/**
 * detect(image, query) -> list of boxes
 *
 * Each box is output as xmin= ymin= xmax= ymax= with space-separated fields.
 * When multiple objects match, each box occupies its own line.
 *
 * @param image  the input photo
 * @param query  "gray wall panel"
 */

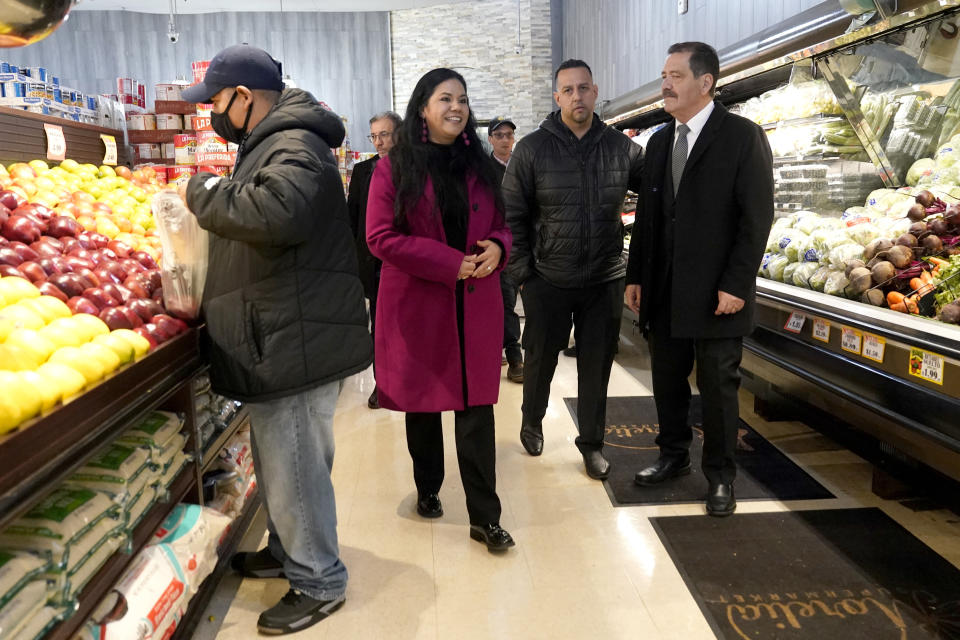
xmin=559 ymin=0 xmax=825 ymax=105
xmin=2 ymin=10 xmax=391 ymax=152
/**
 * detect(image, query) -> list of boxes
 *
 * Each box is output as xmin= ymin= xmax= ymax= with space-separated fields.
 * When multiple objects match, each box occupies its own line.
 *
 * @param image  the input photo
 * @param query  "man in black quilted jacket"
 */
xmin=503 ymin=59 xmax=643 ymax=480
xmin=179 ymin=44 xmax=371 ymax=635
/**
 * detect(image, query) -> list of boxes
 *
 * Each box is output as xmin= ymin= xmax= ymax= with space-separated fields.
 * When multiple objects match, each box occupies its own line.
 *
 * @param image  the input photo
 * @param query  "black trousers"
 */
xmin=368 ymin=266 xmax=380 ymax=380
xmin=647 ymin=306 xmax=743 ymax=484
xmin=500 ymin=272 xmax=522 ymax=365
xmin=405 ymin=405 xmax=501 ymax=526
xmin=520 ymin=275 xmax=624 ymax=452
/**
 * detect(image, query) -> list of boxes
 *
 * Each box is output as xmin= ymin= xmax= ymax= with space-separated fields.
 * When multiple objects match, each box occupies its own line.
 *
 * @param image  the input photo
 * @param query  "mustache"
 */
xmin=662 ymin=91 xmax=677 ymax=98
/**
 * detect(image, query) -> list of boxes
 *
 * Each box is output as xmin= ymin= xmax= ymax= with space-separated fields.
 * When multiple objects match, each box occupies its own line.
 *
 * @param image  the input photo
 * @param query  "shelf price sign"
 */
xmin=841 ymin=327 xmax=862 ymax=354
xmin=908 ymin=348 xmax=944 ymax=386
xmin=43 ymin=123 xmax=66 ymax=161
xmin=862 ymin=333 xmax=885 ymax=363
xmin=100 ymin=134 xmax=117 ymax=166
xmin=812 ymin=318 xmax=830 ymax=343
xmin=784 ymin=312 xmax=806 ymax=334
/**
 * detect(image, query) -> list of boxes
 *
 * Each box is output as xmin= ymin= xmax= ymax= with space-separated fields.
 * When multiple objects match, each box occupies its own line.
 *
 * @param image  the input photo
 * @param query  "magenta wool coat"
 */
xmin=366 ymin=155 xmax=512 ymax=412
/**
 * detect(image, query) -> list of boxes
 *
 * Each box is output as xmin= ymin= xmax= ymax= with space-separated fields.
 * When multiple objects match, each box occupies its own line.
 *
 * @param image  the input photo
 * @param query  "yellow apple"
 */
xmin=93 ymin=333 xmax=135 ymax=365
xmin=0 ymin=344 xmax=41 ymax=370
xmin=18 ymin=370 xmax=59 ymax=413
xmin=39 ymin=318 xmax=87 ymax=348
xmin=36 ymin=362 xmax=86 ymax=401
xmin=0 ymin=305 xmax=45 ymax=331
xmin=70 ymin=314 xmax=110 ymax=341
xmin=0 ymin=277 xmax=41 ymax=304
xmin=110 ymin=329 xmax=151 ymax=358
xmin=0 ymin=370 xmax=41 ymax=423
xmin=49 ymin=346 xmax=104 ymax=385
xmin=18 ymin=296 xmax=70 ymax=324
xmin=4 ymin=328 xmax=56 ymax=364
xmin=0 ymin=384 xmax=23 ymax=434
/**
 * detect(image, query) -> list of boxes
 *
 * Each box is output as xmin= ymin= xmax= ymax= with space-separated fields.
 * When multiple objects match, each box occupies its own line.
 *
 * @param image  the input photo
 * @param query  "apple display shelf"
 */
xmin=0 ymin=104 xmax=131 ymax=168
xmin=0 ymin=329 xmax=265 ymax=640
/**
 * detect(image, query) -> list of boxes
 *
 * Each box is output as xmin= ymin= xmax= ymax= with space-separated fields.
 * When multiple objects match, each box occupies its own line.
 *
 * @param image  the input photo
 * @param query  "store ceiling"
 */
xmin=74 ymin=0 xmax=472 ymax=12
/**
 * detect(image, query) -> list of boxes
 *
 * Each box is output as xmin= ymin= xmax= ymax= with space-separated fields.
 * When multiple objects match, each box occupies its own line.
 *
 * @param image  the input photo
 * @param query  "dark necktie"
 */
xmin=672 ymin=123 xmax=689 ymax=196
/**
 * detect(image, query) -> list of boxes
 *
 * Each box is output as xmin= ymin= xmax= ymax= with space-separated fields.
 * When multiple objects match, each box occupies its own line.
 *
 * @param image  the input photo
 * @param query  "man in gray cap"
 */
xmin=179 ymin=44 xmax=371 ymax=635
xmin=487 ymin=116 xmax=523 ymax=383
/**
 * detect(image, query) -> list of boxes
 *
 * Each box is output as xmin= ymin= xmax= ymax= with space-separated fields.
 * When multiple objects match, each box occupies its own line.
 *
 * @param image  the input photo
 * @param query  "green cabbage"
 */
xmin=807 ymin=265 xmax=832 ymax=291
xmin=827 ymin=243 xmax=865 ymax=268
xmin=768 ymin=255 xmax=791 ymax=282
xmin=824 ymin=270 xmax=851 ymax=297
xmin=908 ymin=158 xmax=936 ymax=186
xmin=845 ymin=223 xmax=881 ymax=246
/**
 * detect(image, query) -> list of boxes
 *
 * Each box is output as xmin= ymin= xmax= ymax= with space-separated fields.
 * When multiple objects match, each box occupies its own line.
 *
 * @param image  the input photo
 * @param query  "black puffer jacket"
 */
xmin=503 ymin=112 xmax=643 ymax=288
xmin=186 ymin=88 xmax=372 ymax=402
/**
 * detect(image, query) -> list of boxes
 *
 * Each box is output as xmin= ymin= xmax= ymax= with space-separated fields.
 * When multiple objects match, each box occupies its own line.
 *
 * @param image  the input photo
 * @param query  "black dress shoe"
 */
xmin=416 ymin=493 xmax=443 ymax=518
xmin=469 ymin=523 xmax=516 ymax=552
xmin=706 ymin=482 xmax=736 ymax=517
xmin=582 ymin=450 xmax=610 ymax=479
xmin=562 ymin=345 xmax=577 ymax=357
xmin=367 ymin=388 xmax=380 ymax=410
xmin=634 ymin=456 xmax=692 ymax=486
xmin=506 ymin=361 xmax=524 ymax=383
xmin=519 ymin=422 xmax=543 ymax=456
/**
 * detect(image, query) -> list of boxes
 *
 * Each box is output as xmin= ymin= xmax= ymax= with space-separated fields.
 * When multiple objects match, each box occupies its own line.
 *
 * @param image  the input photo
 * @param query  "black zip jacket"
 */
xmin=502 ymin=111 xmax=643 ymax=288
xmin=186 ymin=88 xmax=372 ymax=401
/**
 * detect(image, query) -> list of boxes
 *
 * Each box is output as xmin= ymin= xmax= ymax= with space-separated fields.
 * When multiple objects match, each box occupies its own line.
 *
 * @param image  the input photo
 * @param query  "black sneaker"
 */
xmin=367 ymin=388 xmax=380 ymax=409
xmin=231 ymin=547 xmax=285 ymax=579
xmin=562 ymin=345 xmax=577 ymax=358
xmin=257 ymin=589 xmax=345 ymax=635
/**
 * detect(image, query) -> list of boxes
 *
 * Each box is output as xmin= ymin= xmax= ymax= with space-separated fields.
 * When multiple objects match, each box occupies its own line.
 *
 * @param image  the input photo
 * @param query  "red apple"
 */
xmin=47 ymin=273 xmax=87 ymax=298
xmin=102 ymin=282 xmax=133 ymax=304
xmin=74 ymin=267 xmax=100 ymax=287
xmin=16 ymin=261 xmax=46 ymax=283
xmin=0 ymin=203 xmax=9 ymax=226
xmin=151 ymin=314 xmax=188 ymax=337
xmin=38 ymin=281 xmax=69 ymax=302
xmin=76 ymin=233 xmax=97 ymax=249
xmin=131 ymin=251 xmax=159 ymax=270
xmin=116 ymin=305 xmax=144 ymax=328
xmin=106 ymin=240 xmax=133 ymax=258
xmin=50 ymin=256 xmax=73 ymax=273
xmin=7 ymin=241 xmax=39 ymax=262
xmin=145 ymin=269 xmax=162 ymax=290
xmin=0 ymin=246 xmax=24 ymax=266
xmin=68 ymin=247 xmax=96 ymax=261
xmin=46 ymin=215 xmax=82 ymax=238
xmin=94 ymin=266 xmax=122 ymax=285
xmin=95 ymin=248 xmax=119 ymax=263
xmin=11 ymin=206 xmax=48 ymax=232
xmin=64 ymin=255 xmax=95 ymax=272
xmin=137 ymin=322 xmax=168 ymax=344
xmin=30 ymin=241 xmax=61 ymax=258
xmin=132 ymin=326 xmax=159 ymax=350
xmin=152 ymin=287 xmax=164 ymax=303
xmin=88 ymin=233 xmax=110 ymax=248
xmin=123 ymin=275 xmax=151 ymax=299
xmin=99 ymin=307 xmax=133 ymax=331
xmin=120 ymin=258 xmax=146 ymax=276
xmin=0 ymin=190 xmax=25 ymax=210
xmin=0 ymin=264 xmax=24 ymax=278
xmin=82 ymin=287 xmax=120 ymax=310
xmin=67 ymin=296 xmax=100 ymax=315
xmin=60 ymin=237 xmax=79 ymax=254
xmin=128 ymin=298 xmax=165 ymax=322
xmin=101 ymin=261 xmax=127 ymax=282
xmin=38 ymin=236 xmax=63 ymax=251
xmin=36 ymin=257 xmax=63 ymax=276
xmin=2 ymin=216 xmax=42 ymax=244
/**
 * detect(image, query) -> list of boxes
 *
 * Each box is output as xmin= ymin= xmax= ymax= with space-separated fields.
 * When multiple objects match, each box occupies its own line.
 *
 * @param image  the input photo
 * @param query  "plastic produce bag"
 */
xmin=827 ymin=244 xmax=865 ymax=269
xmin=808 ymin=265 xmax=832 ymax=291
xmin=768 ymin=255 xmax=791 ymax=282
xmin=792 ymin=262 xmax=820 ymax=288
xmin=824 ymin=270 xmax=851 ymax=297
xmin=152 ymin=191 xmax=209 ymax=320
xmin=845 ymin=222 xmax=881 ymax=246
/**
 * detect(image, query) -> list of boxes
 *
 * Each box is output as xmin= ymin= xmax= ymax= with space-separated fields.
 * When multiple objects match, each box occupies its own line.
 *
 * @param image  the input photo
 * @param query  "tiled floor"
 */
xmin=196 ymin=321 xmax=960 ymax=639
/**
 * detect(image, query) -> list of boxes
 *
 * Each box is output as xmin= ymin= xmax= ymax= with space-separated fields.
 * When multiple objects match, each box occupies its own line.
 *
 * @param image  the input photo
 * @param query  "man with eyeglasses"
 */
xmin=487 ymin=116 xmax=523 ymax=384
xmin=348 ymin=111 xmax=402 ymax=409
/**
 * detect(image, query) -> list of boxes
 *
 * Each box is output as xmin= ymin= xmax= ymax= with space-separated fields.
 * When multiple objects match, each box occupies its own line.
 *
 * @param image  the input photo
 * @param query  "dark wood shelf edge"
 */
xmin=43 ymin=465 xmax=199 ymax=640
xmin=201 ymin=407 xmax=250 ymax=474
xmin=172 ymin=489 xmax=263 ymax=640
xmin=0 ymin=104 xmax=125 ymax=137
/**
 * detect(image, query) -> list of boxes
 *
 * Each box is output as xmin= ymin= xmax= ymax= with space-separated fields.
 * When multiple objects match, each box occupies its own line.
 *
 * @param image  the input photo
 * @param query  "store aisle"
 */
xmin=196 ymin=333 xmax=960 ymax=640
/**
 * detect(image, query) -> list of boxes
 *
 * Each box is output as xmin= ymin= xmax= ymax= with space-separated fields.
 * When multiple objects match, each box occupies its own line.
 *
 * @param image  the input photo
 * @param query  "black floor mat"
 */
xmin=564 ymin=396 xmax=834 ymax=506
xmin=651 ymin=508 xmax=960 ymax=639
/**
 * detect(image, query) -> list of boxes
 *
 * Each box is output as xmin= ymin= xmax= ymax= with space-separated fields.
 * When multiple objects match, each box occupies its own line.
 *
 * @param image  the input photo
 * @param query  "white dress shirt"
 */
xmin=672 ymin=100 xmax=715 ymax=162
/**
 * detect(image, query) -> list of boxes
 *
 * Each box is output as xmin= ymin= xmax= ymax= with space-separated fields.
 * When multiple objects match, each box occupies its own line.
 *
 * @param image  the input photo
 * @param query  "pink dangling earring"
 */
xmin=421 ymin=118 xmax=428 ymax=143
xmin=462 ymin=131 xmax=470 ymax=146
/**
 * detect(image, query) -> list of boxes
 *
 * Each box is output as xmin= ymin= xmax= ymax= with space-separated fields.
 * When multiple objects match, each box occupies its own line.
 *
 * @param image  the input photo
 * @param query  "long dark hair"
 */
xmin=390 ymin=68 xmax=505 ymax=229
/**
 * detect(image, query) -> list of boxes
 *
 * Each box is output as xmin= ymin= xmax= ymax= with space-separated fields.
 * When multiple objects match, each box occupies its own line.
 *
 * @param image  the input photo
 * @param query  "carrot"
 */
xmin=905 ymin=295 xmax=920 ymax=314
xmin=920 ymin=270 xmax=933 ymax=284
xmin=928 ymin=257 xmax=950 ymax=269
xmin=890 ymin=301 xmax=908 ymax=313
xmin=887 ymin=291 xmax=905 ymax=307
xmin=910 ymin=277 xmax=924 ymax=291
xmin=910 ymin=277 xmax=935 ymax=296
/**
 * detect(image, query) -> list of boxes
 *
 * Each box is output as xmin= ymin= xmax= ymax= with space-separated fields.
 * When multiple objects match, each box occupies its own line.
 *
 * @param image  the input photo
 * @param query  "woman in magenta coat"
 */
xmin=366 ymin=68 xmax=514 ymax=552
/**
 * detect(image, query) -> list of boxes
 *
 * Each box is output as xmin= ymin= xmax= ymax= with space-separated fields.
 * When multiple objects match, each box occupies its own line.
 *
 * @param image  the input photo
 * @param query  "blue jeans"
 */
xmin=247 ymin=379 xmax=347 ymax=600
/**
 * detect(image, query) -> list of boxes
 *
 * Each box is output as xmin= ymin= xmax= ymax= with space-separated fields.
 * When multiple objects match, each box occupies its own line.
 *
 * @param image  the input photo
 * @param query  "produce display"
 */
xmin=759 ymin=187 xmax=960 ymax=325
xmin=0 ymin=158 xmax=192 ymax=436
xmin=738 ymin=80 xmax=843 ymax=125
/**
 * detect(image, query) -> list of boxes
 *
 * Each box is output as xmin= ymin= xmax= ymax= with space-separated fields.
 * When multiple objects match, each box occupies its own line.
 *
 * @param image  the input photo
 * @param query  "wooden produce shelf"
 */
xmin=0 ymin=329 xmax=204 ymax=530
xmin=0 ymin=105 xmax=130 ymax=167
xmin=154 ymin=101 xmax=198 ymax=115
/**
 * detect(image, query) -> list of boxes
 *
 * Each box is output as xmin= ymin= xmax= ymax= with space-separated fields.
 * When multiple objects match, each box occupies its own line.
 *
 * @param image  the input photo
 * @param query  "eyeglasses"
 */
xmin=367 ymin=132 xmax=393 ymax=142
xmin=491 ymin=131 xmax=515 ymax=140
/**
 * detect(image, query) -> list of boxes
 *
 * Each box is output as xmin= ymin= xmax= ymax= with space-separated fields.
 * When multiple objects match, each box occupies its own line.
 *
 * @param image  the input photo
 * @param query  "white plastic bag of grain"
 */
xmin=8 ymin=605 xmax=63 ymax=640
xmin=64 ymin=444 xmax=150 ymax=505
xmin=0 ymin=489 xmax=118 ymax=570
xmin=0 ymin=552 xmax=47 ymax=612
xmin=117 ymin=411 xmax=183 ymax=451
xmin=0 ymin=580 xmax=47 ymax=639
xmin=153 ymin=433 xmax=187 ymax=471
xmin=82 ymin=543 xmax=188 ymax=640
xmin=58 ymin=532 xmax=123 ymax=605
xmin=126 ymin=486 xmax=157 ymax=533
xmin=155 ymin=452 xmax=189 ymax=492
xmin=150 ymin=505 xmax=232 ymax=594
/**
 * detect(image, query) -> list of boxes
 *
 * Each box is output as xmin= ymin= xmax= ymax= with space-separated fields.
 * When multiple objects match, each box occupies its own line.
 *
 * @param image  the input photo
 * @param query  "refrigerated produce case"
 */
xmin=606 ymin=0 xmax=960 ymax=482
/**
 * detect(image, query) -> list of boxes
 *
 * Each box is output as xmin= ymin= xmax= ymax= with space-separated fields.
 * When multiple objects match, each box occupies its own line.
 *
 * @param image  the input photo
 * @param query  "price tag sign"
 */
xmin=100 ymin=134 xmax=117 ymax=165
xmin=44 ymin=123 xmax=66 ymax=161
xmin=908 ymin=348 xmax=944 ymax=385
xmin=812 ymin=318 xmax=830 ymax=343
xmin=784 ymin=312 xmax=806 ymax=334
xmin=841 ymin=327 xmax=862 ymax=354
xmin=862 ymin=333 xmax=885 ymax=363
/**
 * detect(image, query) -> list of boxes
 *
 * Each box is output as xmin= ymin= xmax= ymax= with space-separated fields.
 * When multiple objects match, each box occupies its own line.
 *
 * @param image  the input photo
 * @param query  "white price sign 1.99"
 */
xmin=101 ymin=134 xmax=117 ymax=166
xmin=784 ymin=312 xmax=806 ymax=334
xmin=44 ymin=123 xmax=66 ymax=161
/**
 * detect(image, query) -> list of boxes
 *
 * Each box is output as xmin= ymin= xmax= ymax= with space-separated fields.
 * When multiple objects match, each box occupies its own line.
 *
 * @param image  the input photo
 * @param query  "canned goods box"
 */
xmin=127 ymin=113 xmax=157 ymax=131
xmin=156 ymin=113 xmax=183 ymax=130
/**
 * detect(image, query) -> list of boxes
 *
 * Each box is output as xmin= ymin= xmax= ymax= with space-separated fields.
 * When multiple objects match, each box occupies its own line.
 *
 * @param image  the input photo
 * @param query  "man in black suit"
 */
xmin=347 ymin=110 xmax=401 ymax=409
xmin=488 ymin=115 xmax=523 ymax=384
xmin=625 ymin=42 xmax=773 ymax=516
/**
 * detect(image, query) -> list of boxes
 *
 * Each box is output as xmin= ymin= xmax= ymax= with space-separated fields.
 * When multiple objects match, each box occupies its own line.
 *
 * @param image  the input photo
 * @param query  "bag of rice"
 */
xmin=0 ymin=489 xmax=118 ymax=570
xmin=153 ymin=433 xmax=187 ymax=472
xmin=151 ymin=505 xmax=232 ymax=594
xmin=64 ymin=445 xmax=151 ymax=505
xmin=0 ymin=552 xmax=47 ymax=612
xmin=155 ymin=452 xmax=190 ymax=494
xmin=126 ymin=486 xmax=157 ymax=534
xmin=117 ymin=411 xmax=183 ymax=450
xmin=7 ymin=605 xmax=63 ymax=640
xmin=0 ymin=580 xmax=48 ymax=639
xmin=57 ymin=531 xmax=123 ymax=605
